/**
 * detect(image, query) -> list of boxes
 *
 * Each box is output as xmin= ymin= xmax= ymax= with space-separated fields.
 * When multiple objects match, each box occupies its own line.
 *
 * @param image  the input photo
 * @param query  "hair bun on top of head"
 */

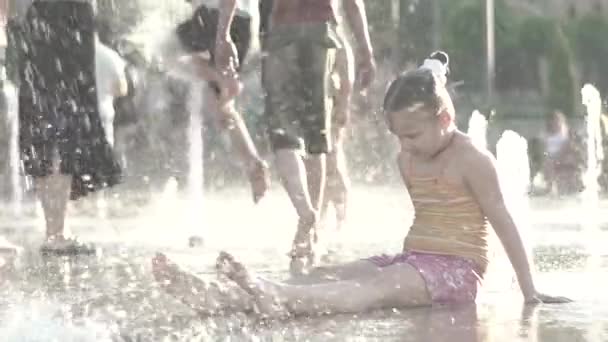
xmin=420 ymin=51 xmax=450 ymax=80
xmin=383 ymin=51 xmax=451 ymax=113
xmin=429 ymin=51 xmax=449 ymax=66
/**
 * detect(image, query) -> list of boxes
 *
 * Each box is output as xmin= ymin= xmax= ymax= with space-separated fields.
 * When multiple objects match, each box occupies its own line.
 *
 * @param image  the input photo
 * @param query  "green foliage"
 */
xmin=519 ymin=16 xmax=555 ymax=58
xmin=442 ymin=0 xmax=484 ymax=88
xmin=397 ymin=0 xmax=435 ymax=65
xmin=517 ymin=16 xmax=577 ymax=115
xmin=569 ymin=13 xmax=608 ymax=61
xmin=363 ymin=0 xmax=398 ymax=60
xmin=434 ymin=1 xmax=578 ymax=115
xmin=568 ymin=13 xmax=608 ymax=100
xmin=546 ymin=28 xmax=577 ymax=115
xmin=441 ymin=0 xmax=523 ymax=90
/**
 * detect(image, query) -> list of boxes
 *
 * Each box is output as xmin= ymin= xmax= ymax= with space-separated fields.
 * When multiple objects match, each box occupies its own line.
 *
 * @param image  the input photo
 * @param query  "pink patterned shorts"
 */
xmin=365 ymin=251 xmax=482 ymax=304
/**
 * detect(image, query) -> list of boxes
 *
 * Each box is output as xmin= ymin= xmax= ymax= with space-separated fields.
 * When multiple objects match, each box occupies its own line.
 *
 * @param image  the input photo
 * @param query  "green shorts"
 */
xmin=262 ymin=22 xmax=340 ymax=154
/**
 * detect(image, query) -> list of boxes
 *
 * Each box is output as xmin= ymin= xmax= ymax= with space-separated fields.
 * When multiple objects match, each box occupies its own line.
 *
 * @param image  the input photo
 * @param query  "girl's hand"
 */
xmin=218 ymin=73 xmax=242 ymax=108
xmin=215 ymin=36 xmax=239 ymax=73
xmin=248 ymin=159 xmax=270 ymax=204
xmin=525 ymin=292 xmax=572 ymax=304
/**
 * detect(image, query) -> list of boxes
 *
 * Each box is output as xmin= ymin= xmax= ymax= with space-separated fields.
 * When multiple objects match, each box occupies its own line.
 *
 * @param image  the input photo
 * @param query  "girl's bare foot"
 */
xmin=152 ymin=253 xmax=220 ymax=315
xmin=216 ymin=251 xmax=287 ymax=319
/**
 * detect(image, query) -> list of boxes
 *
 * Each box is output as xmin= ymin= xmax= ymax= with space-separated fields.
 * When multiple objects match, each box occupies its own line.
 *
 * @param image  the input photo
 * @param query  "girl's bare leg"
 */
xmin=206 ymin=90 xmax=271 ymax=203
xmin=165 ymin=45 xmax=269 ymax=203
xmin=287 ymin=258 xmax=384 ymax=284
xmin=152 ymin=253 xmax=254 ymax=315
xmin=150 ymin=253 xmax=378 ymax=315
xmin=217 ymin=252 xmax=430 ymax=318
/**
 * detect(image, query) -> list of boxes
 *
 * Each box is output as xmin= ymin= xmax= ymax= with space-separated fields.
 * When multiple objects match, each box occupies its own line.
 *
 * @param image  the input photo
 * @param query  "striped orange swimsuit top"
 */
xmin=403 ymin=176 xmax=490 ymax=273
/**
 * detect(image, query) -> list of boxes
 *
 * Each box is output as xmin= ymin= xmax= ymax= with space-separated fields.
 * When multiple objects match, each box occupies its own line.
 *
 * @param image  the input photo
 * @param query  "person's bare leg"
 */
xmin=321 ymin=131 xmax=341 ymax=227
xmin=34 ymin=169 xmax=72 ymax=240
xmin=217 ymin=251 xmax=430 ymax=317
xmin=275 ymin=149 xmax=317 ymax=273
xmin=207 ymin=91 xmax=270 ymax=203
xmin=102 ymin=116 xmax=115 ymax=148
xmin=320 ymin=188 xmax=331 ymax=225
xmin=331 ymin=129 xmax=350 ymax=229
xmin=275 ymin=149 xmax=315 ymax=219
xmin=303 ymin=153 xmax=326 ymax=252
xmin=323 ymin=42 xmax=353 ymax=230
xmin=152 ymin=253 xmax=254 ymax=315
xmin=543 ymin=158 xmax=556 ymax=194
xmin=304 ymin=153 xmax=326 ymax=215
xmin=321 ymin=153 xmax=335 ymax=213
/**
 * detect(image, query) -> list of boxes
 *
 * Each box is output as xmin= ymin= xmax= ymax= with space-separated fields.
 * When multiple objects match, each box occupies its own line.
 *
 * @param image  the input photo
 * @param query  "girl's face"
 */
xmin=387 ymin=104 xmax=445 ymax=156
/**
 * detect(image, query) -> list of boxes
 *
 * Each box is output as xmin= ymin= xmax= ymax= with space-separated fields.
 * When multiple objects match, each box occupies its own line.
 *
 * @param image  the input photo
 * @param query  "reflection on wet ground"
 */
xmin=0 ymin=186 xmax=606 ymax=341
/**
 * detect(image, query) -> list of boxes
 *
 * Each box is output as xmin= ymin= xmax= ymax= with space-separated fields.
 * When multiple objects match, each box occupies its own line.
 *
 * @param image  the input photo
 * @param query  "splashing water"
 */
xmin=581 ymin=84 xmax=603 ymax=200
xmin=120 ymin=0 xmax=207 ymax=232
xmin=122 ymin=1 xmax=192 ymax=68
xmin=580 ymin=84 xmax=602 ymax=230
xmin=482 ymin=130 xmax=532 ymax=295
xmin=0 ymin=301 xmax=114 ymax=342
xmin=187 ymin=82 xmax=205 ymax=230
xmin=465 ymin=110 xmax=517 ymax=294
xmin=496 ymin=130 xmax=532 ymax=264
xmin=580 ymin=84 xmax=603 ymax=282
xmin=3 ymin=79 xmax=23 ymax=216
xmin=496 ymin=130 xmax=531 ymax=200
xmin=467 ymin=110 xmax=488 ymax=149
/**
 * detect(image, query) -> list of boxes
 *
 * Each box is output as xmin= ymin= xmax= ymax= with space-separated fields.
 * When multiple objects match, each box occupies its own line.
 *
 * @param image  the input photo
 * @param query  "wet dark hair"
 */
xmin=383 ymin=51 xmax=451 ymax=115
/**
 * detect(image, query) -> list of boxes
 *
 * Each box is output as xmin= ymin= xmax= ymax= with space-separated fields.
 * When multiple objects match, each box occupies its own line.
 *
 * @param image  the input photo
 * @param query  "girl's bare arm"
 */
xmin=464 ymin=150 xmax=570 ymax=303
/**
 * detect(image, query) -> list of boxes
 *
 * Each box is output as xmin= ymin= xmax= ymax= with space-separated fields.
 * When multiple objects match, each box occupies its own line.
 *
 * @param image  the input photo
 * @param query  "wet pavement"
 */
xmin=0 ymin=186 xmax=606 ymax=341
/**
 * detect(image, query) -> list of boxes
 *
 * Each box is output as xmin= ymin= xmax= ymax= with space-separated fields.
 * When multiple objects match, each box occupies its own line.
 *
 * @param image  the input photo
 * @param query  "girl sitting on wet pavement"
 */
xmin=151 ymin=51 xmax=571 ymax=318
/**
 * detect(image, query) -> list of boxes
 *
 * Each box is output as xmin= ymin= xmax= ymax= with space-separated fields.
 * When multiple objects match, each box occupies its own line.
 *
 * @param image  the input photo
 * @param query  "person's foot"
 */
xmin=0 ymin=236 xmax=20 ymax=275
xmin=40 ymin=236 xmax=96 ymax=256
xmin=248 ymin=159 xmax=271 ymax=204
xmin=289 ymin=213 xmax=318 ymax=275
xmin=216 ymin=251 xmax=286 ymax=319
xmin=152 ymin=253 xmax=220 ymax=315
xmin=0 ymin=236 xmax=20 ymax=256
